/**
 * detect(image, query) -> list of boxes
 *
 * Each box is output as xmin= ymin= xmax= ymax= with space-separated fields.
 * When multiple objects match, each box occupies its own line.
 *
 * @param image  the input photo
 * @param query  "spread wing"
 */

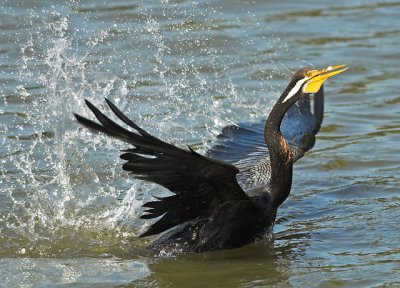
xmin=208 ymin=88 xmax=324 ymax=191
xmin=74 ymin=99 xmax=251 ymax=237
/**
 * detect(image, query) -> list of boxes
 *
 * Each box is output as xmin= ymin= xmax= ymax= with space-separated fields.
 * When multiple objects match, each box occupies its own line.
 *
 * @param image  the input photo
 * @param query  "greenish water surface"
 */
xmin=1 ymin=0 xmax=399 ymax=287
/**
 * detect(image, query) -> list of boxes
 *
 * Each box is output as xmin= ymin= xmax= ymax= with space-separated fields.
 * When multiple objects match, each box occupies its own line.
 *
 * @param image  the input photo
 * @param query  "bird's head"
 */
xmin=281 ymin=64 xmax=348 ymax=103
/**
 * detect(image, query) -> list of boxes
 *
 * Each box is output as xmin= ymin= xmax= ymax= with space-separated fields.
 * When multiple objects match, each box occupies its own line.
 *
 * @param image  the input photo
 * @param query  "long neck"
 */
xmin=264 ymin=92 xmax=298 ymax=208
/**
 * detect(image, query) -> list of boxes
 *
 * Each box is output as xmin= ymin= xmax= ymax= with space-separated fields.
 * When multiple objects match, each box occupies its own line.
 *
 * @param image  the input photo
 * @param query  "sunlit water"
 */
xmin=1 ymin=0 xmax=399 ymax=287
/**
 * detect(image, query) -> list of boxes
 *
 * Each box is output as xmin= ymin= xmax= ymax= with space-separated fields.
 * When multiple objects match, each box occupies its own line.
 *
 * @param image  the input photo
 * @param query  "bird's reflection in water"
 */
xmin=132 ymin=229 xmax=312 ymax=287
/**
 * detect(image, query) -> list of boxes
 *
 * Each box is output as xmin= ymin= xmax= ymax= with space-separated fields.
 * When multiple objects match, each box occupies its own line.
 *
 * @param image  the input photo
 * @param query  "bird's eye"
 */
xmin=305 ymin=70 xmax=320 ymax=79
xmin=306 ymin=71 xmax=313 ymax=78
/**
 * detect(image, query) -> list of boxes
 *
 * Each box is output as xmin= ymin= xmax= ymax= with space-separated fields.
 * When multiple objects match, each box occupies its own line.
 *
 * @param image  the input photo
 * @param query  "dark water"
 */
xmin=1 ymin=0 xmax=399 ymax=287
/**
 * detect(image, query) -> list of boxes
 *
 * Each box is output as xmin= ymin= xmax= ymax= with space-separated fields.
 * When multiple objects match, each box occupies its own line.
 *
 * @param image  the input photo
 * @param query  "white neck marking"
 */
xmin=282 ymin=78 xmax=308 ymax=103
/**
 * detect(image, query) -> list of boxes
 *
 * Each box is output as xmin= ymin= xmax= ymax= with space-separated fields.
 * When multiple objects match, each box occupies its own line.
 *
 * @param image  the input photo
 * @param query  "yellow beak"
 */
xmin=304 ymin=64 xmax=348 ymax=93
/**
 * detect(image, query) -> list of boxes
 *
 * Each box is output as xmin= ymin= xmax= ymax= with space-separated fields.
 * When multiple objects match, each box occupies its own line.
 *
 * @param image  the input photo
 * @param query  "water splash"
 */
xmin=1 ymin=1 xmax=288 ymax=258
xmin=1 ymin=6 xmax=146 ymax=257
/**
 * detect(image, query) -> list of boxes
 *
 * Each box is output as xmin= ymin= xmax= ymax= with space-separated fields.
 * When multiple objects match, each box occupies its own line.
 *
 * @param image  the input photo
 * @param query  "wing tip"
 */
xmin=73 ymin=112 xmax=92 ymax=127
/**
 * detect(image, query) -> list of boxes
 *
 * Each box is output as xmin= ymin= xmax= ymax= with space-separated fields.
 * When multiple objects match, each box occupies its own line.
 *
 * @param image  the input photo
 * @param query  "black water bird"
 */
xmin=74 ymin=65 xmax=347 ymax=253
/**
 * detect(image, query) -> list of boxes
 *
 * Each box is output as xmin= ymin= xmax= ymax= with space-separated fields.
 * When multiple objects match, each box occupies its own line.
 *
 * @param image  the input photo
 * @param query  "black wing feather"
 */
xmin=74 ymin=99 xmax=250 ymax=237
xmin=206 ymin=88 xmax=324 ymax=192
xmin=208 ymin=87 xmax=324 ymax=164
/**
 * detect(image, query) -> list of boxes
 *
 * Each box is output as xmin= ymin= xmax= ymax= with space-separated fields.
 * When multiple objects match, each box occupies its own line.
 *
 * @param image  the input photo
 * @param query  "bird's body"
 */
xmin=74 ymin=65 xmax=347 ymax=254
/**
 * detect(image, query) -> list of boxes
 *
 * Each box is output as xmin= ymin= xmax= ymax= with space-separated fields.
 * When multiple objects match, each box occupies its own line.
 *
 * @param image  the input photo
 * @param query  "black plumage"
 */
xmin=74 ymin=65 xmax=347 ymax=253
